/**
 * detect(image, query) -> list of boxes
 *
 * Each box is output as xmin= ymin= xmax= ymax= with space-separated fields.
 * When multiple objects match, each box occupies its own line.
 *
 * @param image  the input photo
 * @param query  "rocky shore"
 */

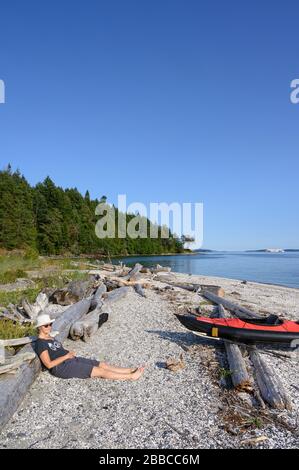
xmin=0 ymin=271 xmax=298 ymax=449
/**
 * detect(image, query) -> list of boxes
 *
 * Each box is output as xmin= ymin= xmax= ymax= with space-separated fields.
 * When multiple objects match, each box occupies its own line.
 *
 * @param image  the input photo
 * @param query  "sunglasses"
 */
xmin=43 ymin=324 xmax=52 ymax=328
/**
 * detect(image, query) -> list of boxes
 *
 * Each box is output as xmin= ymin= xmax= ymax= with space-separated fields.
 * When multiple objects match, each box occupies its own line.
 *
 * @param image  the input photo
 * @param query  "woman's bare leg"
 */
xmin=91 ymin=365 xmax=144 ymax=380
xmin=99 ymin=362 xmax=137 ymax=374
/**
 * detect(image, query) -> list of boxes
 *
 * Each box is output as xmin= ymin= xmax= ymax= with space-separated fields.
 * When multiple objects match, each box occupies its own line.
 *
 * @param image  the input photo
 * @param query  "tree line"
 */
xmin=0 ymin=166 xmax=184 ymax=256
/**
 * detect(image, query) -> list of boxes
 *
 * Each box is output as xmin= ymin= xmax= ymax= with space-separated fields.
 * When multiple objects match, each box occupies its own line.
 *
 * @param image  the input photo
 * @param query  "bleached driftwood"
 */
xmin=250 ymin=348 xmax=292 ymax=410
xmin=70 ymin=310 xmax=109 ymax=342
xmin=218 ymin=305 xmax=252 ymax=391
xmin=52 ymin=298 xmax=92 ymax=342
xmin=122 ymin=263 xmax=143 ymax=281
xmin=21 ymin=293 xmax=49 ymax=320
xmin=70 ymin=282 xmax=110 ymax=342
xmin=203 ymin=290 xmax=262 ymax=319
xmin=0 ymin=308 xmax=26 ymax=324
xmin=0 ymin=352 xmax=36 ymax=375
xmin=134 ymin=283 xmax=146 ymax=298
xmin=103 ymin=286 xmax=131 ymax=303
xmin=0 ymin=341 xmax=41 ymax=430
xmin=90 ymin=283 xmax=107 ymax=310
xmin=153 ymin=273 xmax=178 ymax=283
xmin=151 ymin=264 xmax=172 ymax=274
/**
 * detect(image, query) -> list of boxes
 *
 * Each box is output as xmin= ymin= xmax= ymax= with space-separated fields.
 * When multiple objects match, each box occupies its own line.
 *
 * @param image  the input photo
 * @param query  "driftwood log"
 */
xmin=218 ymin=305 xmax=252 ymax=391
xmin=90 ymin=283 xmax=107 ymax=310
xmin=0 ymin=352 xmax=36 ymax=375
xmin=250 ymin=348 xmax=292 ymax=410
xmin=151 ymin=264 xmax=172 ymax=274
xmin=0 ymin=308 xmax=26 ymax=324
xmin=209 ymin=293 xmax=292 ymax=409
xmin=203 ymin=290 xmax=262 ymax=319
xmin=0 ymin=341 xmax=41 ymax=430
xmin=134 ymin=283 xmax=146 ymax=298
xmin=70 ymin=309 xmax=108 ymax=342
xmin=52 ymin=298 xmax=91 ymax=342
xmin=153 ymin=273 xmax=177 ymax=283
xmin=103 ymin=286 xmax=131 ymax=303
xmin=122 ymin=263 xmax=143 ymax=281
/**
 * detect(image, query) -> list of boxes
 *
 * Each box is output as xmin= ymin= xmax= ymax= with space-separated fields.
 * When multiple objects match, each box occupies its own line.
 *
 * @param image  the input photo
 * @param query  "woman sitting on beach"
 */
xmin=35 ymin=314 xmax=144 ymax=381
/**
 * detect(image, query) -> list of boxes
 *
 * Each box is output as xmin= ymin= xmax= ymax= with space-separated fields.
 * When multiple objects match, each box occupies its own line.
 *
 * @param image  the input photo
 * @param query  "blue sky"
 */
xmin=0 ymin=1 xmax=298 ymax=250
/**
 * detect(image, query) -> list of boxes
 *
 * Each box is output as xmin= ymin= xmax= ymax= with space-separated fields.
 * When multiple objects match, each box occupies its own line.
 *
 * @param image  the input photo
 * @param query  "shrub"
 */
xmin=0 ymin=319 xmax=37 ymax=340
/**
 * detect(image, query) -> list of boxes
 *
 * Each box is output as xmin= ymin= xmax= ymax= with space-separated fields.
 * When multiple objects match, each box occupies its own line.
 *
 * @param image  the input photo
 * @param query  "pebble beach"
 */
xmin=0 ymin=271 xmax=298 ymax=449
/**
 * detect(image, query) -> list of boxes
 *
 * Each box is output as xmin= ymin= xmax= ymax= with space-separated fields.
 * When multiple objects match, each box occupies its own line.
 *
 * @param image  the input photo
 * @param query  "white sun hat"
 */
xmin=36 ymin=313 xmax=55 ymax=328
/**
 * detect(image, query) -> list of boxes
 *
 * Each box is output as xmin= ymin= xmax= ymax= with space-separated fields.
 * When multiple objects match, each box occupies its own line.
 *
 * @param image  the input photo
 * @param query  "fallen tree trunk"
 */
xmin=218 ymin=305 xmax=252 ymax=391
xmin=122 ymin=263 xmax=143 ymax=281
xmin=250 ymin=348 xmax=292 ymax=410
xmin=90 ymin=283 xmax=106 ymax=310
xmin=52 ymin=298 xmax=92 ymax=342
xmin=99 ymin=263 xmax=116 ymax=272
xmin=103 ymin=286 xmax=131 ymax=303
xmin=151 ymin=264 xmax=172 ymax=274
xmin=0 ymin=308 xmax=26 ymax=324
xmin=0 ymin=342 xmax=41 ymax=431
xmin=107 ymin=277 xmax=148 ymax=288
xmin=0 ymin=352 xmax=36 ymax=375
xmin=153 ymin=274 xmax=178 ymax=283
xmin=70 ymin=309 xmax=107 ymax=342
xmin=134 ymin=283 xmax=146 ymax=298
xmin=203 ymin=290 xmax=262 ymax=319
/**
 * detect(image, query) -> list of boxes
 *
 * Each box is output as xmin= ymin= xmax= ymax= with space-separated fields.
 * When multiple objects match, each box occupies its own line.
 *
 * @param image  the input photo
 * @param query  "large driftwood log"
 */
xmin=52 ymin=298 xmax=91 ymax=342
xmin=0 ymin=308 xmax=25 ymax=324
xmin=0 ymin=352 xmax=36 ymax=375
xmin=0 ymin=341 xmax=41 ymax=430
xmin=103 ymin=286 xmax=131 ymax=303
xmin=203 ymin=290 xmax=262 ymax=319
xmin=151 ymin=264 xmax=172 ymax=274
xmin=153 ymin=273 xmax=177 ymax=283
xmin=134 ymin=283 xmax=146 ymax=298
xmin=106 ymin=277 xmax=148 ymax=288
xmin=70 ymin=309 xmax=107 ymax=342
xmin=250 ymin=348 xmax=292 ymax=410
xmin=122 ymin=263 xmax=143 ymax=281
xmin=218 ymin=305 xmax=252 ymax=391
xmin=22 ymin=293 xmax=49 ymax=320
xmin=70 ymin=284 xmax=107 ymax=342
xmin=90 ymin=283 xmax=107 ymax=310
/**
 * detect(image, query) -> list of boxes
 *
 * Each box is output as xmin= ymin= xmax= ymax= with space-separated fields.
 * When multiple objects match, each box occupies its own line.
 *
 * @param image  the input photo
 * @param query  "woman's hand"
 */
xmin=66 ymin=351 xmax=76 ymax=360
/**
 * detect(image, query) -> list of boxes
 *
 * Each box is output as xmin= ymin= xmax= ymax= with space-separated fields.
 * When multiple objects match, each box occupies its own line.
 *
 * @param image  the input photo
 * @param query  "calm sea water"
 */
xmin=114 ymin=252 xmax=299 ymax=289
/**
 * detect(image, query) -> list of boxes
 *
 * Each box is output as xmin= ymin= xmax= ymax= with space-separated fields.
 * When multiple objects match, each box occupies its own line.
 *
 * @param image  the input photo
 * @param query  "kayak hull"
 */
xmin=176 ymin=315 xmax=299 ymax=344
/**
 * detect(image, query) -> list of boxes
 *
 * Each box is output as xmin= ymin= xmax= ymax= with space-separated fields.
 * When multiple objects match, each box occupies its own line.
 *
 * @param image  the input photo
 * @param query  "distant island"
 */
xmin=246 ymin=248 xmax=299 ymax=253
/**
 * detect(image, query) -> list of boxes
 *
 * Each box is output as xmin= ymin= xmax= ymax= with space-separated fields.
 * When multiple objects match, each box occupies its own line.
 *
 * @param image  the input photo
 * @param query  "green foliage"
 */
xmin=0 ymin=319 xmax=37 ymax=340
xmin=24 ymin=247 xmax=39 ymax=260
xmin=0 ymin=167 xmax=184 ymax=256
xmin=219 ymin=368 xmax=233 ymax=379
xmin=0 ymin=288 xmax=41 ymax=308
xmin=0 ymin=269 xmax=28 ymax=284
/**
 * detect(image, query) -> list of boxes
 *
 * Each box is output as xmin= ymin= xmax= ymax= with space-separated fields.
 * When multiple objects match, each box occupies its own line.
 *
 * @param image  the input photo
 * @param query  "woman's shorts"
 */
xmin=51 ymin=356 xmax=100 ymax=379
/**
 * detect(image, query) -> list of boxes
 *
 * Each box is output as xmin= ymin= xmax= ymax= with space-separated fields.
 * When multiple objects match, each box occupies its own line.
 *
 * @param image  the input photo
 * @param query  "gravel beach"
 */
xmin=0 ymin=272 xmax=298 ymax=449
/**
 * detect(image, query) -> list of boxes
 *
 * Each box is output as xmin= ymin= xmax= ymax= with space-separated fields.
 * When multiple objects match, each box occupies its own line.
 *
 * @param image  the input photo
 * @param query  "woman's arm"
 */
xmin=39 ymin=350 xmax=75 ymax=369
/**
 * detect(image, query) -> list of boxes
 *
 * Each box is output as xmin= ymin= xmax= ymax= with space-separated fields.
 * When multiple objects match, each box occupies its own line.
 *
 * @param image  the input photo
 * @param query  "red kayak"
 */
xmin=176 ymin=314 xmax=299 ymax=344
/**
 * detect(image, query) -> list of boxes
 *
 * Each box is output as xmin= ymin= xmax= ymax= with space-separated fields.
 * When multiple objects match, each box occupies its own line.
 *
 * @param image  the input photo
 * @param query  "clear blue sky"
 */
xmin=0 ymin=1 xmax=298 ymax=250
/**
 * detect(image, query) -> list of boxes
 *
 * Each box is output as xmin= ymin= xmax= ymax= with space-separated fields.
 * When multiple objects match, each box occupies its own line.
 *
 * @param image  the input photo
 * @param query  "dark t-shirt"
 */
xmin=35 ymin=338 xmax=69 ymax=368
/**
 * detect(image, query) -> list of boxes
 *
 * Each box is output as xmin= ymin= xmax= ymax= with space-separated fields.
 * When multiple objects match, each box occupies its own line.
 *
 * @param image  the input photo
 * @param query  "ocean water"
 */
xmin=114 ymin=252 xmax=299 ymax=289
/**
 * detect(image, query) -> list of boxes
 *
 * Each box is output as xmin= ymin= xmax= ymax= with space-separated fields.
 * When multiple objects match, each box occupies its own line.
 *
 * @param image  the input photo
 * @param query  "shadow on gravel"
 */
xmin=145 ymin=329 xmax=223 ymax=351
